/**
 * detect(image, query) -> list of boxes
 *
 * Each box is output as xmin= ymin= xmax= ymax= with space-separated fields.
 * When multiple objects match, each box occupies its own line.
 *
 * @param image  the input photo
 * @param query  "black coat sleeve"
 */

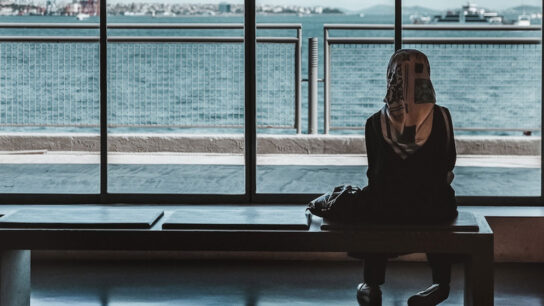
xmin=364 ymin=115 xmax=377 ymax=186
xmin=443 ymin=107 xmax=456 ymax=172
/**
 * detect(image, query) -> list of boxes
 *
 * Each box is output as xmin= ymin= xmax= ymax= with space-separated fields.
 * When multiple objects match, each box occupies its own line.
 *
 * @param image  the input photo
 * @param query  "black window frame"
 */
xmin=0 ymin=0 xmax=542 ymax=206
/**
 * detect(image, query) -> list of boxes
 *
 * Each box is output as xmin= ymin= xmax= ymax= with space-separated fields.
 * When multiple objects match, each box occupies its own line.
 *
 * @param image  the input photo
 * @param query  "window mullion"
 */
xmin=245 ymin=0 xmax=257 ymax=202
xmin=99 ymin=0 xmax=108 ymax=201
xmin=395 ymin=0 xmax=402 ymax=51
xmin=541 ymin=0 xmax=544 ymax=201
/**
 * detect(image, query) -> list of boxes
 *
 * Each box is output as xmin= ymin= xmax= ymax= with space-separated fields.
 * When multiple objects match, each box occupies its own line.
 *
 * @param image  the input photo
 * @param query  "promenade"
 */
xmin=0 ymin=133 xmax=539 ymax=195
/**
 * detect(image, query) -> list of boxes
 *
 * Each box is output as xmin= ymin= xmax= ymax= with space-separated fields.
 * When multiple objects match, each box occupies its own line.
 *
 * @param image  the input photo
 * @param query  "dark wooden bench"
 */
xmin=0 ymin=206 xmax=493 ymax=306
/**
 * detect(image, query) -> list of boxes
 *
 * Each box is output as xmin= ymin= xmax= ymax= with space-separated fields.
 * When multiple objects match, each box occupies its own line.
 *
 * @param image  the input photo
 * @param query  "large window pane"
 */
xmin=256 ymin=0 xmax=394 ymax=193
xmin=0 ymin=10 xmax=100 ymax=193
xmin=106 ymin=1 xmax=245 ymax=194
xmin=403 ymin=0 xmax=542 ymax=196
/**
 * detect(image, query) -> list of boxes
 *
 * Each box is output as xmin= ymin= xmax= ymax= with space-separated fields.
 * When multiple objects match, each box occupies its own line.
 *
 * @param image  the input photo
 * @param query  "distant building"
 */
xmin=65 ymin=2 xmax=81 ymax=15
xmin=81 ymin=0 xmax=99 ymax=15
xmin=0 ymin=7 xmax=14 ymax=15
xmin=45 ymin=0 xmax=58 ymax=15
xmin=63 ymin=0 xmax=98 ymax=16
xmin=218 ymin=2 xmax=231 ymax=13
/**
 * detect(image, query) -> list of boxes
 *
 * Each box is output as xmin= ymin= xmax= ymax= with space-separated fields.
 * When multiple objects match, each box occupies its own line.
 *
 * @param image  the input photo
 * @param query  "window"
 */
xmin=255 ymin=0 xmax=394 ymax=195
xmin=0 ymin=4 xmax=100 ymax=194
xmin=0 ymin=0 xmax=541 ymax=205
xmin=106 ymin=1 xmax=246 ymax=195
xmin=402 ymin=0 xmax=542 ymax=197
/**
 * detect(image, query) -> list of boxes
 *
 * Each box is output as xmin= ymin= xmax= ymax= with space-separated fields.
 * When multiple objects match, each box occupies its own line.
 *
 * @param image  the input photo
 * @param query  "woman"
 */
xmin=310 ymin=49 xmax=457 ymax=305
xmin=307 ymin=49 xmax=458 ymax=306
xmin=363 ymin=49 xmax=457 ymax=219
xmin=356 ymin=49 xmax=458 ymax=306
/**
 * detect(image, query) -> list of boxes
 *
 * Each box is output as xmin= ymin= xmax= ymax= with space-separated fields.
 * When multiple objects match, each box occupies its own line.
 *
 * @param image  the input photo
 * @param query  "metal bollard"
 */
xmin=308 ymin=37 xmax=318 ymax=134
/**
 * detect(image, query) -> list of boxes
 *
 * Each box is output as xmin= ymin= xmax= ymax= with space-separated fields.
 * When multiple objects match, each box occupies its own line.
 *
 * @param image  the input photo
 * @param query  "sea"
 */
xmin=0 ymin=14 xmax=541 ymax=135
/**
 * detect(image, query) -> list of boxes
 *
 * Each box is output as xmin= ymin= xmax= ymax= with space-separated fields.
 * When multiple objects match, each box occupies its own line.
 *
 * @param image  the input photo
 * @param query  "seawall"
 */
xmin=0 ymin=133 xmax=540 ymax=155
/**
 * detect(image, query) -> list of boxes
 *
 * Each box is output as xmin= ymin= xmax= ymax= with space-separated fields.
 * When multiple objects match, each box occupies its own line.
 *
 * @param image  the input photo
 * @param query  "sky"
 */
xmin=109 ymin=0 xmax=542 ymax=11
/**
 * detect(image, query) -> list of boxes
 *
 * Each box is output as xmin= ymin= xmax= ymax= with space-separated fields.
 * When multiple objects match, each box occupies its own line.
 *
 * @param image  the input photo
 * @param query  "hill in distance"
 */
xmin=352 ymin=4 xmax=541 ymax=16
xmin=502 ymin=5 xmax=542 ymax=14
xmin=355 ymin=5 xmax=439 ymax=15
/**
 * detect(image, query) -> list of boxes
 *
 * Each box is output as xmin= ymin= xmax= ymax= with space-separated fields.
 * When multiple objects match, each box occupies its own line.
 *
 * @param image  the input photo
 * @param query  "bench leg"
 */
xmin=464 ymin=244 xmax=494 ymax=306
xmin=0 ymin=250 xmax=30 ymax=306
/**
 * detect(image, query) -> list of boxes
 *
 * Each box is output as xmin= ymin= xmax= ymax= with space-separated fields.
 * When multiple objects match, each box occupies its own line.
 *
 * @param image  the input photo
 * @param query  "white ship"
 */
xmin=515 ymin=14 xmax=531 ymax=26
xmin=410 ymin=14 xmax=431 ymax=24
xmin=75 ymin=13 xmax=90 ymax=20
xmin=430 ymin=2 xmax=504 ymax=24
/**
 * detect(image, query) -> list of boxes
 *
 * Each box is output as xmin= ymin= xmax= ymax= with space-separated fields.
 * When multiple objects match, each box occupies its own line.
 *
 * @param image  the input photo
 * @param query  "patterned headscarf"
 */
xmin=381 ymin=49 xmax=436 ymax=159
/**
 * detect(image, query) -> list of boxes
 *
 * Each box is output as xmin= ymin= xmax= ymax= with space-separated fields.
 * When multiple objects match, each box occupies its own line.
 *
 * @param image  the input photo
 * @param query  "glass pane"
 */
xmin=0 ymin=7 xmax=100 ymax=193
xmin=403 ymin=0 xmax=542 ymax=196
xmin=256 ymin=0 xmax=395 ymax=193
xmin=106 ymin=1 xmax=245 ymax=194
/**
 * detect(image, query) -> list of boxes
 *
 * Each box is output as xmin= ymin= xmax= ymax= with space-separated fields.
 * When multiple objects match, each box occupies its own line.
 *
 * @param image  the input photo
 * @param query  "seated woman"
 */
xmin=351 ymin=49 xmax=458 ymax=306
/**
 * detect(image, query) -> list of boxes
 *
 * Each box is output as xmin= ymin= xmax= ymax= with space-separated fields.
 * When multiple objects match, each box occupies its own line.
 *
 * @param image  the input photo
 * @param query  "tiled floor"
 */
xmin=31 ymin=259 xmax=544 ymax=305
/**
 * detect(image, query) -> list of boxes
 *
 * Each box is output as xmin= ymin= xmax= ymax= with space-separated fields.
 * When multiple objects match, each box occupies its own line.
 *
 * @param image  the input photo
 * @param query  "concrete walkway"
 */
xmin=0 ymin=152 xmax=540 ymax=168
xmin=0 ymin=161 xmax=539 ymax=195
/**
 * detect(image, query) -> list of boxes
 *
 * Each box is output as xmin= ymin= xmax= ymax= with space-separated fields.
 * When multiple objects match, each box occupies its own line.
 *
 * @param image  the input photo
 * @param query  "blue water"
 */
xmin=0 ymin=14 xmax=540 ymax=134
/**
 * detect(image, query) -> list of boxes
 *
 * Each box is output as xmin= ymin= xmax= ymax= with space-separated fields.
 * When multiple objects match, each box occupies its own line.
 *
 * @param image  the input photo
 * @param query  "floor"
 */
xmin=30 ymin=259 xmax=544 ymax=306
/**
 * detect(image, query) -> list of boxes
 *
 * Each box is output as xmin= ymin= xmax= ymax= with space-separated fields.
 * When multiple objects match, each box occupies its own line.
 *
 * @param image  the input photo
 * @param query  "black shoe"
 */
xmin=407 ymin=284 xmax=450 ymax=306
xmin=356 ymin=283 xmax=382 ymax=306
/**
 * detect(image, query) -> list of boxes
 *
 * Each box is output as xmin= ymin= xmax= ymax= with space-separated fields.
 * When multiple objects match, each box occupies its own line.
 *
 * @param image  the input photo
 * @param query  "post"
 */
xmin=464 ymin=236 xmax=494 ymax=306
xmin=308 ymin=37 xmax=318 ymax=134
xmin=323 ymin=29 xmax=330 ymax=134
xmin=0 ymin=250 xmax=30 ymax=306
xmin=295 ymin=27 xmax=302 ymax=134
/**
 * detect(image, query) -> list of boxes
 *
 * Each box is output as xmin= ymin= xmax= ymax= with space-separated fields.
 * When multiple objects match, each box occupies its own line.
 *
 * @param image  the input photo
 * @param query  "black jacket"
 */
xmin=362 ymin=105 xmax=458 ymax=223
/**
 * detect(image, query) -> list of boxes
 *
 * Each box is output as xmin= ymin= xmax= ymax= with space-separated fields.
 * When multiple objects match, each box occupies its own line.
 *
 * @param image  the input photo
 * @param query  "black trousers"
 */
xmin=362 ymin=253 xmax=453 ymax=286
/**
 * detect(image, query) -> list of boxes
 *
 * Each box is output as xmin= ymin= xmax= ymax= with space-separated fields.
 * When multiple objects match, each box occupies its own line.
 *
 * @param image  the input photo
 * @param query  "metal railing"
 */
xmin=323 ymin=24 xmax=542 ymax=134
xmin=0 ymin=23 xmax=302 ymax=132
xmin=1 ymin=23 xmax=542 ymax=134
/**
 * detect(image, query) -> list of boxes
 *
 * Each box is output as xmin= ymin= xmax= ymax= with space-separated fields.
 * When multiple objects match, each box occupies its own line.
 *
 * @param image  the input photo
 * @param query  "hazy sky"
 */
xmin=113 ymin=0 xmax=541 ymax=11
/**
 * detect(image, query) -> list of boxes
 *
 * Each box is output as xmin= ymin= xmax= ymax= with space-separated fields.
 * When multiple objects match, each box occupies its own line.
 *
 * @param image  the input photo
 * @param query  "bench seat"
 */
xmin=0 ymin=205 xmax=494 ymax=306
